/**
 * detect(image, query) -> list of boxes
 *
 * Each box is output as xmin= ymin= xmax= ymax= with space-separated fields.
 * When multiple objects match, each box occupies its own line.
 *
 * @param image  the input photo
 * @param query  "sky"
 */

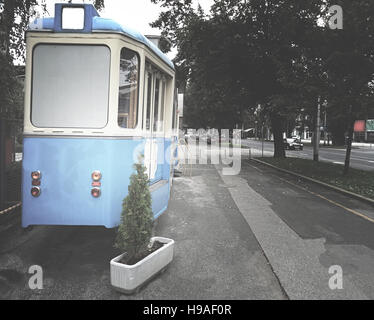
xmin=41 ymin=0 xmax=214 ymax=59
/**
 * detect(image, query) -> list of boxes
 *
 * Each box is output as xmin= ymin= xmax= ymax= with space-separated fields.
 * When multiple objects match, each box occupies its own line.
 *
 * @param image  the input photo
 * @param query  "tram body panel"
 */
xmin=22 ymin=137 xmax=172 ymax=228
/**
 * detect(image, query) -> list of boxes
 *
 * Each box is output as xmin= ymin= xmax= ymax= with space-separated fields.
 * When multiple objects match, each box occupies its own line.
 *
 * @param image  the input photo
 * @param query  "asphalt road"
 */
xmin=231 ymin=160 xmax=374 ymax=298
xmin=242 ymin=139 xmax=374 ymax=171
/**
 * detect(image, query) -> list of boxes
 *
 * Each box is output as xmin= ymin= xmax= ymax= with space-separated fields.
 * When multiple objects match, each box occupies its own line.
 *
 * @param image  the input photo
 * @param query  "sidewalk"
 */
xmin=135 ymin=164 xmax=286 ymax=299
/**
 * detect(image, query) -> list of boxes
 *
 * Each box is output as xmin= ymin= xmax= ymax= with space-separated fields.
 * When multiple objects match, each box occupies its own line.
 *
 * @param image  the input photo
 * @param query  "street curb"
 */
xmin=251 ymin=158 xmax=374 ymax=207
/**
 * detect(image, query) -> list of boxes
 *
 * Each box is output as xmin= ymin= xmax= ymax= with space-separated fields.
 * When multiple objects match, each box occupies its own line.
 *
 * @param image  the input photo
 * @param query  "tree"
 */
xmin=0 ymin=0 xmax=40 ymax=206
xmin=0 ymin=0 xmax=38 ymax=115
xmin=152 ymin=0 xmax=373 ymax=164
xmin=154 ymin=1 xmax=259 ymax=132
xmin=323 ymin=0 xmax=374 ymax=174
xmin=114 ymin=159 xmax=154 ymax=263
xmin=92 ymin=0 xmax=105 ymax=11
xmin=152 ymin=0 xmax=329 ymax=158
xmin=245 ymin=0 xmax=331 ymax=157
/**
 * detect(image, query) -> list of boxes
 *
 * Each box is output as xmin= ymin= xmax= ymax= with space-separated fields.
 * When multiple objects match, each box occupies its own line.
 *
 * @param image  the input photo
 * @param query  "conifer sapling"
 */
xmin=115 ymin=156 xmax=153 ymax=263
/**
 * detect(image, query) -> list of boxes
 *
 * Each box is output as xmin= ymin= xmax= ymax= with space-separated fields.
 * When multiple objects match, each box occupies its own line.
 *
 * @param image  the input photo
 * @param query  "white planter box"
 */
xmin=110 ymin=236 xmax=174 ymax=294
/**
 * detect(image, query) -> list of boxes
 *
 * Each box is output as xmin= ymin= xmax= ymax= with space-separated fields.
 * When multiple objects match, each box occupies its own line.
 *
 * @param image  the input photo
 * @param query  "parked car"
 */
xmin=284 ymin=138 xmax=303 ymax=150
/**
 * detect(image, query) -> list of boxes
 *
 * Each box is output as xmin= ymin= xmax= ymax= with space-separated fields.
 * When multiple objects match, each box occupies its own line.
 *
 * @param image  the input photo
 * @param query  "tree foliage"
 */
xmin=152 ymin=0 xmax=374 ymax=166
xmin=114 ymin=159 xmax=154 ymax=263
xmin=0 ymin=0 xmax=39 ymax=117
xmin=152 ymin=0 xmax=327 ymax=157
xmin=323 ymin=0 xmax=374 ymax=173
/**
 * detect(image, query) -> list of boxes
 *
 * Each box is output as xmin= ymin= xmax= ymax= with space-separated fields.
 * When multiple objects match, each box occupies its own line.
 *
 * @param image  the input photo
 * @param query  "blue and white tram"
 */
xmin=22 ymin=3 xmax=177 ymax=228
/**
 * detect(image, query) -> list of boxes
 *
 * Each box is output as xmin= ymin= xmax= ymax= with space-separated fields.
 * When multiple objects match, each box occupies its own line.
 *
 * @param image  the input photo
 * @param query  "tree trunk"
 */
xmin=270 ymin=114 xmax=285 ymax=158
xmin=343 ymin=118 xmax=354 ymax=175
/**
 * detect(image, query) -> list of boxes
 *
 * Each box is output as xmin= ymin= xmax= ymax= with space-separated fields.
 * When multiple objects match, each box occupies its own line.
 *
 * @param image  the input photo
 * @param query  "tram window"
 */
xmin=118 ymin=48 xmax=139 ymax=128
xmin=153 ymin=78 xmax=160 ymax=132
xmin=146 ymin=72 xmax=152 ymax=130
xmin=152 ymin=78 xmax=166 ymax=132
xmin=31 ymin=44 xmax=110 ymax=128
xmin=159 ymin=81 xmax=165 ymax=131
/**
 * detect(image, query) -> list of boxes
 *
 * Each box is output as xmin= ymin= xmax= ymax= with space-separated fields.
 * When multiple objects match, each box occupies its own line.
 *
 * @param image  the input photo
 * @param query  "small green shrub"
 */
xmin=114 ymin=158 xmax=153 ymax=263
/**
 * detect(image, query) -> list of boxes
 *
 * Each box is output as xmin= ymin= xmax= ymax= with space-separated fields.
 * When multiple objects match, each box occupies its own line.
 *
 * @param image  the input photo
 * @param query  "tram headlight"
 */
xmin=31 ymin=186 xmax=41 ymax=197
xmin=91 ymin=171 xmax=102 ymax=181
xmin=91 ymin=187 xmax=101 ymax=198
xmin=31 ymin=171 xmax=41 ymax=180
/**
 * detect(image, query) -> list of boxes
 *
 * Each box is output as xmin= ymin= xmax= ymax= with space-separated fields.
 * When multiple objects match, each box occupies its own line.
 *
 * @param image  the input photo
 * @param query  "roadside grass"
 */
xmin=259 ymin=157 xmax=374 ymax=200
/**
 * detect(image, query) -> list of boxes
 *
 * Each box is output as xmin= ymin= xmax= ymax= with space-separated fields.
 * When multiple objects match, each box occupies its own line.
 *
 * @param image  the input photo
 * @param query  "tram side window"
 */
xmin=159 ymin=81 xmax=165 ymax=131
xmin=146 ymin=72 xmax=152 ymax=130
xmin=118 ymin=48 xmax=139 ymax=128
xmin=153 ymin=78 xmax=160 ymax=132
xmin=153 ymin=78 xmax=166 ymax=132
xmin=144 ymin=64 xmax=166 ymax=132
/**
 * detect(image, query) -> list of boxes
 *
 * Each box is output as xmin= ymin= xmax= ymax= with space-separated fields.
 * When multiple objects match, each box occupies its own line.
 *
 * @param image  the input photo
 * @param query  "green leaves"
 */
xmin=152 ymin=0 xmax=329 ymax=130
xmin=114 ymin=159 xmax=153 ymax=262
xmin=93 ymin=0 xmax=105 ymax=11
xmin=1 ymin=0 xmax=40 ymax=119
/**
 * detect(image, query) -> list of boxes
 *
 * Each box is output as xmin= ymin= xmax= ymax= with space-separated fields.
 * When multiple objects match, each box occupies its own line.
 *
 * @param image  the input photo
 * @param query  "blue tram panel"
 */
xmin=22 ymin=137 xmax=172 ymax=228
xmin=22 ymin=3 xmax=175 ymax=228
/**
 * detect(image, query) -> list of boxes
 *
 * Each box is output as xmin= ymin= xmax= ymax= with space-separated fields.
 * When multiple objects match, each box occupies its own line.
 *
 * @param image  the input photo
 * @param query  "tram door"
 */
xmin=144 ymin=63 xmax=166 ymax=183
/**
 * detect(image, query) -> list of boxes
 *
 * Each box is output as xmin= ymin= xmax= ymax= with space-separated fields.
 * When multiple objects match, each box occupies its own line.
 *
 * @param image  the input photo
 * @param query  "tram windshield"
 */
xmin=31 ymin=44 xmax=110 ymax=128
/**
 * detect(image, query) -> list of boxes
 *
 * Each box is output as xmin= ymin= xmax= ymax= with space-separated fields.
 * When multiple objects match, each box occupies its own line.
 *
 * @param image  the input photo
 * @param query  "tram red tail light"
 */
xmin=32 ymin=180 xmax=41 ymax=186
xmin=91 ymin=171 xmax=102 ymax=181
xmin=91 ymin=171 xmax=102 ymax=197
xmin=91 ymin=187 xmax=101 ymax=198
xmin=31 ymin=171 xmax=41 ymax=196
xmin=31 ymin=171 xmax=41 ymax=180
xmin=31 ymin=187 xmax=41 ymax=197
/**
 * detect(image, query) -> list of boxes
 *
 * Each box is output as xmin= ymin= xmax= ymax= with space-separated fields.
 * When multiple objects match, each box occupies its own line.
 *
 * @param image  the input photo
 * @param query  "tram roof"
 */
xmin=28 ymin=3 xmax=174 ymax=70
